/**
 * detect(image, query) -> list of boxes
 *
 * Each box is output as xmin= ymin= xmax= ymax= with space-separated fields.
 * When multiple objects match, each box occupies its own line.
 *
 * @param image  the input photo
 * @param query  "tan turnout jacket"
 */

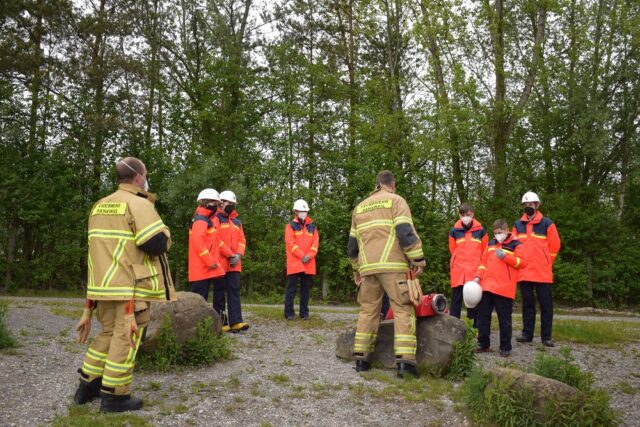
xmin=348 ymin=186 xmax=426 ymax=276
xmin=86 ymin=183 xmax=176 ymax=302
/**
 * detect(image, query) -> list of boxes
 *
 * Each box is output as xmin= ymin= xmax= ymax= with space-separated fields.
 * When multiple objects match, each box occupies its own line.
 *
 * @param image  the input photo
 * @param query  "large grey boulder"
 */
xmin=139 ymin=291 xmax=222 ymax=353
xmin=335 ymin=315 xmax=466 ymax=370
xmin=488 ymin=367 xmax=578 ymax=411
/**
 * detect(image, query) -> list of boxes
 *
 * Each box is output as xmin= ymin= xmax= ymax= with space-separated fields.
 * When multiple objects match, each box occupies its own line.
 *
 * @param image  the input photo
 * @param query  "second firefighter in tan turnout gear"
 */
xmin=347 ymin=170 xmax=426 ymax=378
xmin=74 ymin=157 xmax=176 ymax=413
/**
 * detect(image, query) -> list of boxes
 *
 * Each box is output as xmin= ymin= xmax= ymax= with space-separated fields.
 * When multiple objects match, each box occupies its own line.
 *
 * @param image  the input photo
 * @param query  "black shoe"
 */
xmin=100 ymin=393 xmax=143 ymax=413
xmin=396 ymin=361 xmax=419 ymax=379
xmin=73 ymin=376 xmax=102 ymax=404
xmin=542 ymin=340 xmax=555 ymax=347
xmin=355 ymin=360 xmax=371 ymax=372
xmin=516 ymin=335 xmax=532 ymax=343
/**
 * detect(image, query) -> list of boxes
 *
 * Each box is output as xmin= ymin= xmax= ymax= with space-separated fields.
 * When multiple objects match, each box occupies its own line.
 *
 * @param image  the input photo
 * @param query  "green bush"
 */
xmin=446 ymin=319 xmax=476 ymax=380
xmin=0 ymin=301 xmax=16 ymax=350
xmin=532 ymin=348 xmax=592 ymax=391
xmin=137 ymin=314 xmax=230 ymax=372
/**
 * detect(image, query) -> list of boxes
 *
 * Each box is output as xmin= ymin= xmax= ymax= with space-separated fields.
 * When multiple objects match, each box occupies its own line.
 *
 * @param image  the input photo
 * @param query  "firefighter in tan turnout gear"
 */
xmin=348 ymin=170 xmax=426 ymax=378
xmin=74 ymin=157 xmax=176 ymax=413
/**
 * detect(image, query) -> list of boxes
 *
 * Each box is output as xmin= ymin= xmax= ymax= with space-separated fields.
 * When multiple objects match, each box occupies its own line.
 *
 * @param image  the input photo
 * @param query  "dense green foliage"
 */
xmin=0 ymin=0 xmax=638 ymax=306
xmin=137 ymin=314 xmax=230 ymax=372
xmin=0 ymin=301 xmax=16 ymax=349
xmin=460 ymin=351 xmax=619 ymax=426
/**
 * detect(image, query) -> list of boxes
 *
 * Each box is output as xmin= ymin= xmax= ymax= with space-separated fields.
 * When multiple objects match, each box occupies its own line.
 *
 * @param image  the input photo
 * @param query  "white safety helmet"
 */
xmin=521 ymin=191 xmax=540 ymax=204
xmin=197 ymin=188 xmax=220 ymax=202
xmin=463 ymin=281 xmax=483 ymax=308
xmin=219 ymin=190 xmax=237 ymax=204
xmin=293 ymin=199 xmax=310 ymax=212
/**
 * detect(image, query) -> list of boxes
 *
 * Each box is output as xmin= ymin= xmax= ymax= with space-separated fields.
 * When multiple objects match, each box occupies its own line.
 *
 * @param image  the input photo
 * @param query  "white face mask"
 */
xmin=120 ymin=160 xmax=149 ymax=192
xmin=461 ymin=216 xmax=472 ymax=226
xmin=495 ymin=233 xmax=507 ymax=243
xmin=298 ymin=212 xmax=308 ymax=220
xmin=142 ymin=177 xmax=149 ymax=192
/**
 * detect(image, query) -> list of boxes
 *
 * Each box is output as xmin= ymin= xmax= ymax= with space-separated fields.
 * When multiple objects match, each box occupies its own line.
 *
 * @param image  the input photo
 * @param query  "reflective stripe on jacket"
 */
xmin=216 ymin=210 xmax=247 ymax=273
xmin=285 ymin=216 xmax=319 ymax=275
xmin=512 ymin=211 xmax=561 ymax=283
xmin=347 ymin=186 xmax=425 ymax=276
xmin=188 ymin=206 xmax=225 ymax=281
xmin=87 ymin=183 xmax=176 ymax=302
xmin=449 ymin=219 xmax=487 ymax=287
xmin=476 ymin=234 xmax=527 ymax=299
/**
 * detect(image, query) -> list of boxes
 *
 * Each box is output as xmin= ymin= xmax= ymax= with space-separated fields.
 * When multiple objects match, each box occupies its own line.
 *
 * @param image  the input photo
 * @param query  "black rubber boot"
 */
xmin=73 ymin=371 xmax=102 ymax=404
xmin=355 ymin=360 xmax=371 ymax=372
xmin=100 ymin=392 xmax=143 ymax=413
xmin=396 ymin=361 xmax=419 ymax=379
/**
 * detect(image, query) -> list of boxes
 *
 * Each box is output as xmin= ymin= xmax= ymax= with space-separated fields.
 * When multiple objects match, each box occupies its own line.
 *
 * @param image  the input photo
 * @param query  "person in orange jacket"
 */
xmin=284 ymin=199 xmax=319 ymax=320
xmin=188 ymin=189 xmax=226 ymax=301
xmin=449 ymin=203 xmax=488 ymax=326
xmin=513 ymin=191 xmax=561 ymax=347
xmin=474 ymin=219 xmax=527 ymax=357
xmin=213 ymin=190 xmax=249 ymax=332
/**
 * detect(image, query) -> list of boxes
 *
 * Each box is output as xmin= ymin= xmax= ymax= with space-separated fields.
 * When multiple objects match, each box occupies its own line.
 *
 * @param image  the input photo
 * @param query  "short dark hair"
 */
xmin=458 ymin=203 xmax=473 ymax=215
xmin=116 ymin=157 xmax=145 ymax=183
xmin=376 ymin=170 xmax=395 ymax=187
xmin=492 ymin=219 xmax=509 ymax=230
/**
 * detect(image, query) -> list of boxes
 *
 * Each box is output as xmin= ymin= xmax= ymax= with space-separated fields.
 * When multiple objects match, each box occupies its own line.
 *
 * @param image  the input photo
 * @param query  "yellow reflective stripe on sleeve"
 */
xmin=206 ymin=228 xmax=216 ymax=234
xmin=532 ymin=234 xmax=547 ymax=239
xmin=198 ymin=249 xmax=209 ymax=256
xmin=456 ymin=238 xmax=465 ymax=244
xmin=219 ymin=241 xmax=225 ymax=247
xmin=238 ymin=243 xmax=246 ymax=247
xmin=488 ymin=247 xmax=496 ymax=252
xmin=87 ymin=348 xmax=107 ymax=362
xmin=478 ymin=265 xmax=486 ymax=270
xmin=471 ymin=238 xmax=482 ymax=243
xmin=405 ymin=248 xmax=424 ymax=258
xmin=310 ymin=246 xmax=318 ymax=252
xmin=550 ymin=253 xmax=557 ymax=257
xmin=135 ymin=220 xmax=165 ymax=244
xmin=101 ymin=238 xmax=127 ymax=287
xmin=82 ymin=362 xmax=104 ymax=376
xmin=393 ymin=216 xmax=413 ymax=225
xmin=502 ymin=249 xmax=514 ymax=254
xmin=291 ymin=245 xmax=300 ymax=253
xmin=88 ymin=229 xmax=135 ymax=240
xmin=102 ymin=374 xmax=133 ymax=386
xmin=356 ymin=219 xmax=394 ymax=231
xmin=514 ymin=257 xmax=521 ymax=268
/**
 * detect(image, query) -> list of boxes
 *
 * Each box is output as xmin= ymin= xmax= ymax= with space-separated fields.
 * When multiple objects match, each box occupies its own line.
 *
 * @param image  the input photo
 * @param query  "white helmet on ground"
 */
xmin=521 ymin=191 xmax=540 ymax=204
xmin=197 ymin=188 xmax=220 ymax=202
xmin=219 ymin=190 xmax=237 ymax=204
xmin=293 ymin=199 xmax=310 ymax=212
xmin=463 ymin=281 xmax=482 ymax=308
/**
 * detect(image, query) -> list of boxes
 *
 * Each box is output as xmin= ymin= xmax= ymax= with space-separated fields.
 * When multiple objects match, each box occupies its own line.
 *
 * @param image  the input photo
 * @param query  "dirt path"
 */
xmin=1 ymin=298 xmax=638 ymax=426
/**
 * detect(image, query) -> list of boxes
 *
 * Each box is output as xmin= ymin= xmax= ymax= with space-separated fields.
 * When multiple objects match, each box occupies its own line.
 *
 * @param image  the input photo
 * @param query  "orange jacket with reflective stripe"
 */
xmin=285 ymin=216 xmax=319 ymax=275
xmin=188 ymin=206 xmax=225 ymax=282
xmin=476 ymin=234 xmax=527 ymax=299
xmin=215 ymin=210 xmax=246 ymax=273
xmin=448 ymin=219 xmax=488 ymax=287
xmin=512 ymin=211 xmax=561 ymax=284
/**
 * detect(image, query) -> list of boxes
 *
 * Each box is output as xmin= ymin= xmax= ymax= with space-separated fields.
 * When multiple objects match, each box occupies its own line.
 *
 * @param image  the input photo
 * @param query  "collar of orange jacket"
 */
xmin=519 ymin=210 xmax=543 ymax=224
xmin=118 ymin=183 xmax=157 ymax=204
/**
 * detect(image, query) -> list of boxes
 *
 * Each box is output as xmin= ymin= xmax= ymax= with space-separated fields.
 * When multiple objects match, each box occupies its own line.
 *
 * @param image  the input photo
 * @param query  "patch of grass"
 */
xmin=287 ymin=385 xmax=306 ymax=398
xmin=174 ymin=403 xmax=189 ymax=414
xmin=52 ymin=404 xmax=152 ymax=426
xmin=459 ymin=351 xmax=620 ymax=426
xmin=444 ymin=318 xmax=476 ymax=380
xmin=614 ymin=380 xmax=637 ymax=395
xmin=59 ymin=327 xmax=70 ymax=338
xmin=138 ymin=314 xmax=231 ymax=372
xmin=0 ymin=301 xmax=16 ymax=349
xmin=243 ymin=306 xmax=346 ymax=329
xmin=282 ymin=358 xmax=295 ymax=366
xmin=145 ymin=381 xmax=161 ymax=391
xmin=269 ymin=373 xmax=291 ymax=384
xmin=552 ymin=319 xmax=640 ymax=347
xmin=361 ymin=370 xmax=453 ymax=402
xmin=50 ymin=306 xmax=85 ymax=319
xmin=226 ymin=375 xmax=241 ymax=389
xmin=311 ymin=333 xmax=326 ymax=345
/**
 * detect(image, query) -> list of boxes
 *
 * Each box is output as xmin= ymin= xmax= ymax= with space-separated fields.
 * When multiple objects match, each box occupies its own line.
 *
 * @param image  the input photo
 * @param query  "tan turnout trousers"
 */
xmin=354 ymin=272 xmax=416 ymax=362
xmin=80 ymin=301 xmax=150 ymax=395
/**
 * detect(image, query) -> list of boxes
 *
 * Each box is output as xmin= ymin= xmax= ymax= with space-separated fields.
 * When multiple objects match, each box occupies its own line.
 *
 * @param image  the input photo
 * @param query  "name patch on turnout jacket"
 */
xmin=356 ymin=199 xmax=392 ymax=214
xmin=92 ymin=202 xmax=127 ymax=216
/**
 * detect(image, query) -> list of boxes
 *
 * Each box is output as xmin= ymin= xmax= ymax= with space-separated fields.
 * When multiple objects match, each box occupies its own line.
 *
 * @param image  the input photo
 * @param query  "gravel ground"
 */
xmin=1 ymin=297 xmax=639 ymax=426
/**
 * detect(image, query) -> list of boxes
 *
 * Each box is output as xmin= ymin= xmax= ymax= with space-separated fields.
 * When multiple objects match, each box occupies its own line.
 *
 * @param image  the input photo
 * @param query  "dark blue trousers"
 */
xmin=284 ymin=273 xmax=312 ymax=318
xmin=519 ymin=281 xmax=553 ymax=341
xmin=450 ymin=285 xmax=477 ymax=327
xmin=213 ymin=272 xmax=243 ymax=325
xmin=477 ymin=291 xmax=513 ymax=351
xmin=190 ymin=278 xmax=214 ymax=302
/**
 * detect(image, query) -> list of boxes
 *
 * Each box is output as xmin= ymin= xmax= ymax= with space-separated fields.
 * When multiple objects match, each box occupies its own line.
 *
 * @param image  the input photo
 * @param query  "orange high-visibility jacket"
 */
xmin=215 ymin=210 xmax=246 ymax=273
xmin=285 ymin=216 xmax=319 ymax=275
xmin=512 ymin=211 xmax=561 ymax=284
xmin=188 ymin=206 xmax=225 ymax=282
xmin=476 ymin=233 xmax=527 ymax=299
xmin=449 ymin=219 xmax=488 ymax=287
